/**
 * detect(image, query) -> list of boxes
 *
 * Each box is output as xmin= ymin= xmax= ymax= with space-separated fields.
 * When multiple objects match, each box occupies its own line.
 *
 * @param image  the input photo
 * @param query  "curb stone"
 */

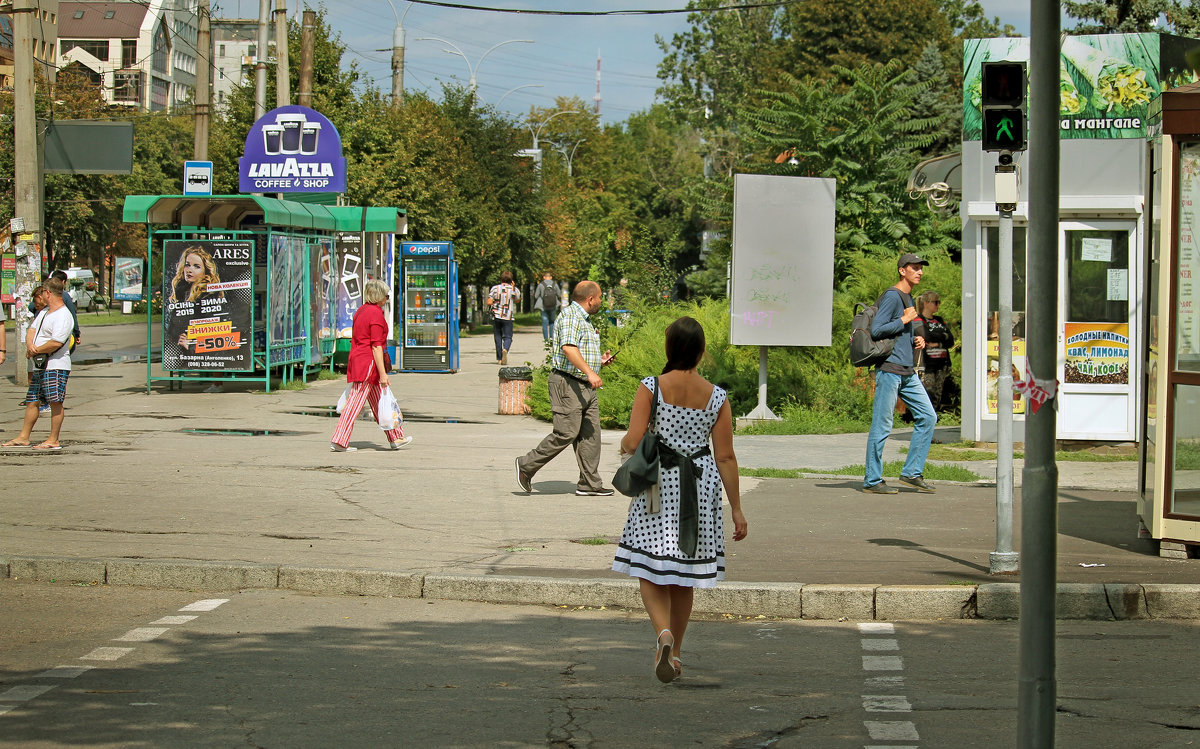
xmin=4 ymin=556 xmax=1200 ymax=621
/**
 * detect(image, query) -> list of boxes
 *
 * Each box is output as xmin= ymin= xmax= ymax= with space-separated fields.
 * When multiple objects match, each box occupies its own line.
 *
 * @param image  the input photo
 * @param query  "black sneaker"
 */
xmin=576 ymin=487 xmax=615 ymax=496
xmin=862 ymin=481 xmax=898 ymax=495
xmin=515 ymin=458 xmax=532 ymax=493
xmin=899 ymin=475 xmax=936 ymax=493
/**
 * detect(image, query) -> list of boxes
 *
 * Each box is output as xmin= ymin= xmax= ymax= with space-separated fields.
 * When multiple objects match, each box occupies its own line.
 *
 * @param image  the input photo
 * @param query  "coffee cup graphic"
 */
xmin=262 ymin=124 xmax=284 ymax=154
xmin=300 ymin=121 xmax=322 ymax=155
xmin=276 ymin=114 xmax=306 ymax=154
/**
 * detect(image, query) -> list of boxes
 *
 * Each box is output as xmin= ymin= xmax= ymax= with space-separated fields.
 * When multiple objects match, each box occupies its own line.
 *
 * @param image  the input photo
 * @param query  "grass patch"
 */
xmin=78 ymin=311 xmax=161 ymax=327
xmin=741 ymin=461 xmax=983 ymax=482
xmin=920 ymin=444 xmax=1136 ymax=462
xmin=316 ymin=369 xmax=342 ymax=381
xmin=574 ymin=536 xmax=614 ymax=546
xmin=738 ymin=408 xmax=870 ymax=435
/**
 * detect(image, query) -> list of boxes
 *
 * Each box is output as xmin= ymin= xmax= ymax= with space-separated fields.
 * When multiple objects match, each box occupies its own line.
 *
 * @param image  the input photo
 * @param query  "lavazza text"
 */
xmin=246 ymin=158 xmax=335 ymax=190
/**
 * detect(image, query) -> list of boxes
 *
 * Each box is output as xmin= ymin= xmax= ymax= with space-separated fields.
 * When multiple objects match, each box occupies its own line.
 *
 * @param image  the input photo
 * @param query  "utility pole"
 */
xmin=254 ymin=0 xmax=271 ymax=120
xmin=1018 ymin=1 xmax=1061 ymax=746
xmin=193 ymin=0 xmax=212 ymax=160
xmin=12 ymin=0 xmax=42 ymax=386
xmin=273 ymin=0 xmax=289 ymax=108
xmin=383 ymin=1 xmax=411 ymax=107
xmin=297 ymin=9 xmax=315 ymax=108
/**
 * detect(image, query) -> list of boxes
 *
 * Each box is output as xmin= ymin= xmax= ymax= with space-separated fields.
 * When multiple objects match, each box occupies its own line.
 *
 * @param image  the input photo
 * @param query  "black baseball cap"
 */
xmin=898 ymin=253 xmax=929 ymax=268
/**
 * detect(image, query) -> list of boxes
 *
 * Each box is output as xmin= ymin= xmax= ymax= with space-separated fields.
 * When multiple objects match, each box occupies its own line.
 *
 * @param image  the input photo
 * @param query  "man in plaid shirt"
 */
xmin=516 ymin=280 xmax=615 ymax=496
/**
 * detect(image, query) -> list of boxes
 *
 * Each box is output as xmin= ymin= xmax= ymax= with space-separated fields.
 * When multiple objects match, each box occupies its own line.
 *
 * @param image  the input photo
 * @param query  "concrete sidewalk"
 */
xmin=1 ymin=322 xmax=1194 ymax=620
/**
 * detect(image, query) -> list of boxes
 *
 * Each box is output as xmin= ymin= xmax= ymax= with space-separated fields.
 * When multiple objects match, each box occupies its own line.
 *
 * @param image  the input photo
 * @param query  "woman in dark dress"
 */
xmin=914 ymin=290 xmax=954 ymax=411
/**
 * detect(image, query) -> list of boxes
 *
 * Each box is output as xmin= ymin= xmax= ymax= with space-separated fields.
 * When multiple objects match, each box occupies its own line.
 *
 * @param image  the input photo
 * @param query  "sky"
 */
xmin=219 ymin=1 xmax=1036 ymax=127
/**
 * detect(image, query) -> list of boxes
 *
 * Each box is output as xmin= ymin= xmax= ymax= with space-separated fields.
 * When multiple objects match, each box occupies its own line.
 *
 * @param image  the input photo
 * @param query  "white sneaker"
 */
xmin=330 ymin=443 xmax=357 ymax=452
xmin=389 ymin=436 xmax=413 ymax=450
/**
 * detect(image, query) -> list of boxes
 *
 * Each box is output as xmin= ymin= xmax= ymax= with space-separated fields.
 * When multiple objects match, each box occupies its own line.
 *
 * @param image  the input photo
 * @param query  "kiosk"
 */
xmin=122 ymin=195 xmax=406 ymax=392
xmin=1139 ymin=82 xmax=1200 ymax=554
xmin=960 ymin=33 xmax=1200 ymax=443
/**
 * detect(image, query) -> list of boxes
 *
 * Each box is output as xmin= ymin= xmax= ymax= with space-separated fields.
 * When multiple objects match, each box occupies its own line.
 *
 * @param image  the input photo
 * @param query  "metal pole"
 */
xmin=1018 ymin=1 xmax=1060 ymax=745
xmin=392 ymin=23 xmax=405 ymax=107
xmin=274 ymin=0 xmax=289 ymax=108
xmin=254 ymin=0 xmax=271 ymax=120
xmin=991 ymin=206 xmax=1019 ymax=574
xmin=194 ymin=0 xmax=212 ymax=161
xmin=298 ymin=9 xmax=315 ymax=108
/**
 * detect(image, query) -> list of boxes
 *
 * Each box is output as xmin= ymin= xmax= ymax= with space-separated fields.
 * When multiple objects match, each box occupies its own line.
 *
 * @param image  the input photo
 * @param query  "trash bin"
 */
xmin=498 ymin=366 xmax=534 ymax=415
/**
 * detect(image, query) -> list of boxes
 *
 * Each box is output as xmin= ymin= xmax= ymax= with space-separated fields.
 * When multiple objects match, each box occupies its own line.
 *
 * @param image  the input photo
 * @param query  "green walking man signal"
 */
xmin=981 ymin=61 xmax=1027 ymax=152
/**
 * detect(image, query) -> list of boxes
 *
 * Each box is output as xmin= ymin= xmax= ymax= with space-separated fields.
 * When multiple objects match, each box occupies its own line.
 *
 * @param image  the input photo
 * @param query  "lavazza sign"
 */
xmin=238 ymin=105 xmax=347 ymax=193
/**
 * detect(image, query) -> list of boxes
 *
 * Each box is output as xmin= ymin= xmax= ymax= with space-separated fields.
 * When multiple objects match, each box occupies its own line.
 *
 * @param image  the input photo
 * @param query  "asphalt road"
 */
xmin=3 ymin=580 xmax=1200 ymax=748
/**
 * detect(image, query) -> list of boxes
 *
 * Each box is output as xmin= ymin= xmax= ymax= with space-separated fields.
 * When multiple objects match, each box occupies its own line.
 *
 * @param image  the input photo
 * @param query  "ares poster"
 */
xmin=162 ymin=240 xmax=254 ymax=371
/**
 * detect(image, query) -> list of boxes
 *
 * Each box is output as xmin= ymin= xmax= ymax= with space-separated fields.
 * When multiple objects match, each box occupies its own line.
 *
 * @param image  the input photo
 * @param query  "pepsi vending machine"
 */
xmin=399 ymin=242 xmax=459 ymax=372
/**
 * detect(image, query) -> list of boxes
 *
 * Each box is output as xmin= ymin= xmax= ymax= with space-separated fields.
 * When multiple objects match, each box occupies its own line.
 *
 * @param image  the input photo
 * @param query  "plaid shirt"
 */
xmin=552 ymin=301 xmax=601 ymax=379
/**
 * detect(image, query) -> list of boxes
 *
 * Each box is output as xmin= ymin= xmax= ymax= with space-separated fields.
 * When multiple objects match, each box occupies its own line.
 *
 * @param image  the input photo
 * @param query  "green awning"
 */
xmin=122 ymin=195 xmax=406 ymax=234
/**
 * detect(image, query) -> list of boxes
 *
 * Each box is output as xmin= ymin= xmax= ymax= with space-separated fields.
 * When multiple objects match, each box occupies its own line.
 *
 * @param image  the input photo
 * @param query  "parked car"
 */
xmin=62 ymin=267 xmax=105 ymax=311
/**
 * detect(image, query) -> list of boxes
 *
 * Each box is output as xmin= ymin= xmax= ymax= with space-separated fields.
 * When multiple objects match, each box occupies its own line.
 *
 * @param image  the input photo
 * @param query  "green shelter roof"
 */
xmin=122 ymin=195 xmax=407 ymax=234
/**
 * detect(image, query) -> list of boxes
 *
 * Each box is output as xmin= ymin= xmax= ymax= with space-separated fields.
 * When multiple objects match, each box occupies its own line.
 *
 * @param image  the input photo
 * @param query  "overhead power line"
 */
xmin=397 ymin=0 xmax=796 ymax=16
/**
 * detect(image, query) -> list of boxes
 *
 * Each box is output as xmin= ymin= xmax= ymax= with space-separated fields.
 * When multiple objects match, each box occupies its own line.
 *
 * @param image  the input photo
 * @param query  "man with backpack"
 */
xmin=863 ymin=253 xmax=938 ymax=494
xmin=534 ymin=271 xmax=560 ymax=342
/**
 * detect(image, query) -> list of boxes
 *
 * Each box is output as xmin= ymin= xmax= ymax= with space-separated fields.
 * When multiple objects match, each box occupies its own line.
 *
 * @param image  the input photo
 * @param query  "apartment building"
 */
xmin=0 ymin=0 xmax=60 ymax=89
xmin=211 ymin=17 xmax=272 ymax=108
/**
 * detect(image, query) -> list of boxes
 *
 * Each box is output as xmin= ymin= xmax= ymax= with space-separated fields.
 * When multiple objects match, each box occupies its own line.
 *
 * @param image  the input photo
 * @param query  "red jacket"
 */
xmin=346 ymin=303 xmax=388 ymax=383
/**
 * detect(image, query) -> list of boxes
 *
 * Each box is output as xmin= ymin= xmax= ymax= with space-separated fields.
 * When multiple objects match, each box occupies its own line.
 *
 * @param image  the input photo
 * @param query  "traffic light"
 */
xmin=981 ymin=61 xmax=1027 ymax=152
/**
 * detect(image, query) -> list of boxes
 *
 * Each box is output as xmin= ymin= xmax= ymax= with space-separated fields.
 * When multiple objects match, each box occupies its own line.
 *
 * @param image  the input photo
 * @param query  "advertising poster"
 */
xmin=335 ymin=233 xmax=363 ymax=337
xmin=237 ymin=105 xmax=347 ymax=193
xmin=162 ymin=239 xmax=253 ymax=371
xmin=986 ymin=339 xmax=1027 ymax=415
xmin=1178 ymin=145 xmax=1200 ymax=364
xmin=1064 ymin=322 xmax=1130 ymax=384
xmin=964 ymin=33 xmax=1200 ymax=142
xmin=311 ymin=238 xmax=334 ymax=364
xmin=1 ymin=253 xmax=15 ymax=304
xmin=269 ymin=234 xmax=306 ymax=345
xmin=112 ymin=257 xmax=144 ymax=302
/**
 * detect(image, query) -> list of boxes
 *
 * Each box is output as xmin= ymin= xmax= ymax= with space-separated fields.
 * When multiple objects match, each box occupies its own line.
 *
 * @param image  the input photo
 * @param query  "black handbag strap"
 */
xmin=649 ymin=377 xmax=659 ymax=431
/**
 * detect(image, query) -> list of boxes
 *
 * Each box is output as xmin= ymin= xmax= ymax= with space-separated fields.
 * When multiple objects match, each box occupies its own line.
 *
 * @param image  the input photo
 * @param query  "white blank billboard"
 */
xmin=730 ymin=174 xmax=835 ymax=347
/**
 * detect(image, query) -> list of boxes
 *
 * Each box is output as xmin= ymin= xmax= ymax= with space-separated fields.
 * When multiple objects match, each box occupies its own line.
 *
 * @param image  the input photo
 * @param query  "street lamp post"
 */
xmin=496 ymin=83 xmax=543 ymax=110
xmin=414 ymin=36 xmax=533 ymax=104
xmin=382 ymin=0 xmax=413 ymax=106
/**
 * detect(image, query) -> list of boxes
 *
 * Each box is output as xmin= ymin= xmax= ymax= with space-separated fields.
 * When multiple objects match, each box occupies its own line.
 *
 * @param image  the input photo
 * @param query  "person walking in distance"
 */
xmin=863 ymin=253 xmax=938 ymax=494
xmin=515 ymin=280 xmax=615 ymax=496
xmin=4 ymin=279 xmax=74 ymax=450
xmin=486 ymin=270 xmax=521 ymax=365
xmin=534 ymin=271 xmax=560 ymax=342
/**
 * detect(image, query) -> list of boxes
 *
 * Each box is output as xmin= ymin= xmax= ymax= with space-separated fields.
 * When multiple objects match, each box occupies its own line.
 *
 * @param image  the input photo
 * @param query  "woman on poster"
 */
xmin=167 ymin=245 xmax=226 ymax=351
xmin=330 ymin=278 xmax=412 ymax=452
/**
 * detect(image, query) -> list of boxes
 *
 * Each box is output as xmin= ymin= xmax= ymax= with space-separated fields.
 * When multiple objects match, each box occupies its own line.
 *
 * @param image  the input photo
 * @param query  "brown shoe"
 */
xmin=500 ymin=350 xmax=508 ymax=365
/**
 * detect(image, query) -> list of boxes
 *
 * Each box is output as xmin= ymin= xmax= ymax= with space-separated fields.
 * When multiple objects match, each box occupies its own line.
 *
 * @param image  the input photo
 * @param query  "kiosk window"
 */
xmin=1171 ymin=384 xmax=1200 ymax=518
xmin=1065 ymin=230 xmax=1129 ymax=323
xmin=984 ymin=226 xmax=1027 ymax=339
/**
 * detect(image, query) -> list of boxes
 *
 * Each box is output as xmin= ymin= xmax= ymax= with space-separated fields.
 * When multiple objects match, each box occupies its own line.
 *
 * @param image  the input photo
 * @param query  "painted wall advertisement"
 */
xmin=162 ymin=239 xmax=254 ymax=371
xmin=1 ymin=253 xmax=14 ymax=304
xmin=112 ymin=257 xmax=144 ymax=302
xmin=987 ymin=339 xmax=1026 ymax=415
xmin=964 ymin=33 xmax=1200 ymax=141
xmin=1064 ymin=322 xmax=1130 ymax=384
xmin=237 ymin=105 xmax=346 ymax=193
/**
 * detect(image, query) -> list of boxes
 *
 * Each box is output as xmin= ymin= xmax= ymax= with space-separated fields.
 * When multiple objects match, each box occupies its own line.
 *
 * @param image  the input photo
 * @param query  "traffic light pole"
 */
xmin=992 ymin=168 xmax=1019 ymax=575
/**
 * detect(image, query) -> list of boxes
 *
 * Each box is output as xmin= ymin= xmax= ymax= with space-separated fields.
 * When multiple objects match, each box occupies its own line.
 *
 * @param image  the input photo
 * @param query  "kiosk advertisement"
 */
xmin=162 ymin=239 xmax=253 ymax=371
xmin=113 ymin=257 xmax=143 ymax=302
xmin=1064 ymin=322 xmax=1130 ymax=384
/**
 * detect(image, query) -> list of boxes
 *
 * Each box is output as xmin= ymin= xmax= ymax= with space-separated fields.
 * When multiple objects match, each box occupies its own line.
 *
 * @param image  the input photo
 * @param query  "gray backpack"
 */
xmin=541 ymin=282 xmax=559 ymax=310
xmin=849 ymin=289 xmax=900 ymax=368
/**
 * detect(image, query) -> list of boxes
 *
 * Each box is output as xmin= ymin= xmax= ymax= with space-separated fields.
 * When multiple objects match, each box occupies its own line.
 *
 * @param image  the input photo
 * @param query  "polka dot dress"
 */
xmin=612 ymin=376 xmax=728 ymax=588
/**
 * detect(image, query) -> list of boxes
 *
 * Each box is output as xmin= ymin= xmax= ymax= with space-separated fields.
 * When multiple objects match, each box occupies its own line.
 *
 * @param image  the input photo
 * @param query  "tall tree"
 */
xmin=780 ymin=0 xmax=954 ymax=74
xmin=1064 ymin=0 xmax=1171 ymax=32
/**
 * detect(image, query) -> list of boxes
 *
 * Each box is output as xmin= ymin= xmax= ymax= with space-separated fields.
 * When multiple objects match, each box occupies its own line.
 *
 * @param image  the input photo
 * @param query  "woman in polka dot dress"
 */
xmin=611 ymin=316 xmax=748 ymax=683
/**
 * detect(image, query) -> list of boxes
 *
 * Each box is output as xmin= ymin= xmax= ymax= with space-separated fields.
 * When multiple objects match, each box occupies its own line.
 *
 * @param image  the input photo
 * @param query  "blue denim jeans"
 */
xmin=540 ymin=308 xmax=558 ymax=341
xmin=864 ymin=369 xmax=937 ymax=488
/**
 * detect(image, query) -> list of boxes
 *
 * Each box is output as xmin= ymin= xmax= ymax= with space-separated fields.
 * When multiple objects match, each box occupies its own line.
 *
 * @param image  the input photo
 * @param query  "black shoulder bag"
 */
xmin=612 ymin=378 xmax=660 ymax=497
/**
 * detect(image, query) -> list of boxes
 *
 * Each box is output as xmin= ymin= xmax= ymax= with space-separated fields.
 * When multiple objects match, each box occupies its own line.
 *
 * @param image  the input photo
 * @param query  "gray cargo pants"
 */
xmin=517 ymin=370 xmax=603 ymax=492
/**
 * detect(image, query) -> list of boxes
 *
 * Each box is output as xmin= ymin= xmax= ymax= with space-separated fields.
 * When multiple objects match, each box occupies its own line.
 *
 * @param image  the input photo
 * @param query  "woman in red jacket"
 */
xmin=330 ymin=278 xmax=412 ymax=452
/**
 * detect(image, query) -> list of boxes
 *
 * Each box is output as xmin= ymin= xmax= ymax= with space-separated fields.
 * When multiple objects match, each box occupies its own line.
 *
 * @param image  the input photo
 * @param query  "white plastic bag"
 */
xmin=377 ymin=387 xmax=403 ymax=431
xmin=335 ymin=384 xmax=354 ymax=415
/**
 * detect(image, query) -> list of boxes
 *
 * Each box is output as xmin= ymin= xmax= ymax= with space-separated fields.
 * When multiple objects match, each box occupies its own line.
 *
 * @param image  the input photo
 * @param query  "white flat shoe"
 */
xmin=330 ymin=443 xmax=357 ymax=452
xmin=655 ymin=629 xmax=676 ymax=684
xmin=389 ymin=436 xmax=413 ymax=450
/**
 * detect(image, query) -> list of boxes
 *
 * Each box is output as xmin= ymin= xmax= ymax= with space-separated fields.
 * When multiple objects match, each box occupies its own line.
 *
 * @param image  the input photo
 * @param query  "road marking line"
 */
xmin=865 ymin=675 xmax=905 ymax=687
xmin=0 ymin=685 xmax=57 ymax=701
xmin=858 ymin=623 xmax=895 ymax=634
xmin=863 ymin=720 xmax=920 ymax=740
xmin=861 ymin=638 xmax=899 ymax=651
xmin=0 ymin=705 xmax=16 ymax=716
xmin=151 ymin=615 xmax=198 ymax=625
xmin=179 ymin=599 xmax=229 ymax=612
xmin=37 ymin=666 xmax=95 ymax=679
xmin=863 ymin=695 xmax=913 ymax=712
xmin=865 ymin=746 xmax=917 ymax=748
xmin=114 ymin=628 xmax=170 ymax=642
xmin=81 ymin=647 xmax=134 ymax=661
xmin=861 ymin=655 xmax=904 ymax=671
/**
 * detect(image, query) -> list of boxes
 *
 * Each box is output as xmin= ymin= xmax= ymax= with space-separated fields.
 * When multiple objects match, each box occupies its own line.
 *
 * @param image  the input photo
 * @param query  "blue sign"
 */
xmin=183 ymin=161 xmax=213 ymax=196
xmin=238 ymin=105 xmax=346 ymax=193
xmin=401 ymin=242 xmax=452 ymax=257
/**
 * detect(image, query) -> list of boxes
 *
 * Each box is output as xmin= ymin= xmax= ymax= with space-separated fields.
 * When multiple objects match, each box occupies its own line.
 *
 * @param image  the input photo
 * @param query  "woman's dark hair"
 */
xmin=662 ymin=316 xmax=706 ymax=374
xmin=500 ymin=270 xmax=514 ymax=284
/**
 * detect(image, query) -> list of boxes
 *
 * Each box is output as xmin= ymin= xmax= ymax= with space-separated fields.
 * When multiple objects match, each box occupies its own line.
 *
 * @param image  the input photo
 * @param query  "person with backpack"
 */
xmin=485 ymin=270 xmax=521 ymax=365
xmin=534 ymin=271 xmax=560 ymax=342
xmin=863 ymin=253 xmax=938 ymax=495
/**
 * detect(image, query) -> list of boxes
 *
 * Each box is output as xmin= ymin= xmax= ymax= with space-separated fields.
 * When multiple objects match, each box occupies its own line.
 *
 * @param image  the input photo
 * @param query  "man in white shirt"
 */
xmin=3 ymin=279 xmax=73 ymax=449
xmin=0 ymin=298 xmax=7 ymax=368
